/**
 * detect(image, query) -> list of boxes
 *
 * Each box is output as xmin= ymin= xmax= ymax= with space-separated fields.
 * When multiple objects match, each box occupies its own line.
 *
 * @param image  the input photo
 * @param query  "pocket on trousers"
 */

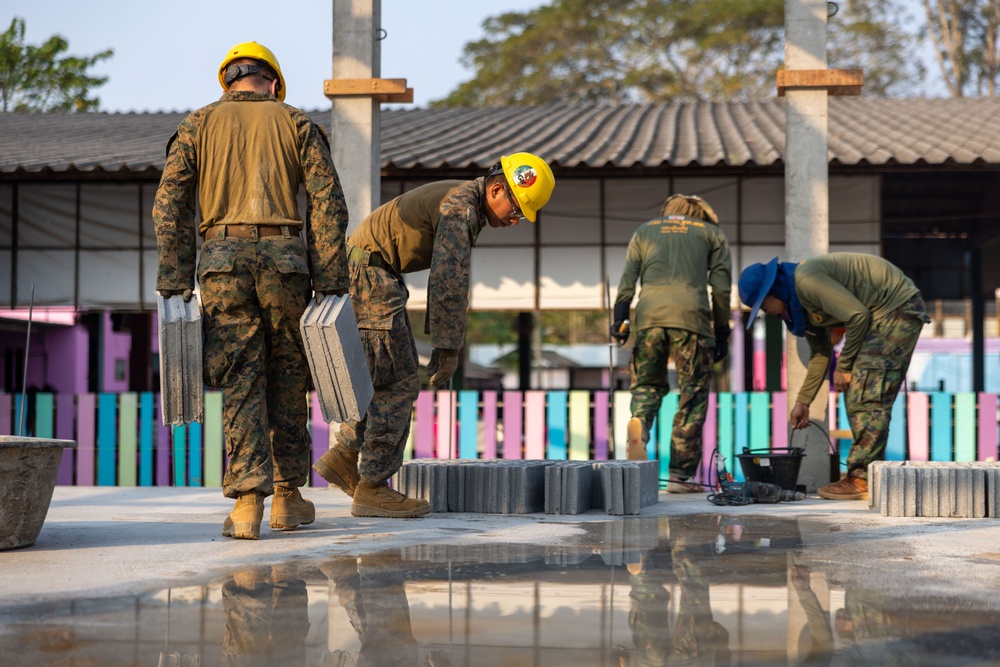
xmin=854 ymin=368 xmax=886 ymax=406
xmin=197 ymin=240 xmax=236 ymax=278
xmin=360 ymin=323 xmax=416 ymax=385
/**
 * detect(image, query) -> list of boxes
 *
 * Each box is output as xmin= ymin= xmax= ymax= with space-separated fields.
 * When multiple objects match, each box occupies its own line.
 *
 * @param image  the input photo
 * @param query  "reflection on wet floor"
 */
xmin=3 ymin=514 xmax=1000 ymax=666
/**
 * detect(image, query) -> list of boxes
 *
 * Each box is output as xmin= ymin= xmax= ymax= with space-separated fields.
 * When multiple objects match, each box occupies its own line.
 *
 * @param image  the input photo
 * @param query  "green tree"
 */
xmin=922 ymin=0 xmax=1000 ymax=96
xmin=0 ymin=17 xmax=113 ymax=112
xmin=434 ymin=0 xmax=920 ymax=106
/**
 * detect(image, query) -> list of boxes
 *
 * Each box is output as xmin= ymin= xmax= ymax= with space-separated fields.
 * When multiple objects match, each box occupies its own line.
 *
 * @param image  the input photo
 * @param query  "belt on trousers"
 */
xmin=205 ymin=224 xmax=295 ymax=241
xmin=348 ymin=245 xmax=395 ymax=273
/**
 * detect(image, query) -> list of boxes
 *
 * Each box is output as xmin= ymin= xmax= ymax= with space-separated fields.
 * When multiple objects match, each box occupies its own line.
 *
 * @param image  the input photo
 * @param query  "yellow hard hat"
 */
xmin=500 ymin=152 xmax=555 ymax=223
xmin=218 ymin=41 xmax=286 ymax=102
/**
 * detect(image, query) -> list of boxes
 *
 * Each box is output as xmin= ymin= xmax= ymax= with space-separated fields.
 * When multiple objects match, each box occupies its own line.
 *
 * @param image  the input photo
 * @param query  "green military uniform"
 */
xmin=616 ymin=213 xmax=732 ymax=479
xmin=153 ymin=90 xmax=349 ymax=498
xmin=793 ymin=253 xmax=929 ymax=481
xmin=338 ymin=179 xmax=489 ymax=484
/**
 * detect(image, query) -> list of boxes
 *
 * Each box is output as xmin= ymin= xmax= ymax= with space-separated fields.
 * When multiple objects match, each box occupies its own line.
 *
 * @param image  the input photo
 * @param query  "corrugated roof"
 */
xmin=2 ymin=97 xmax=1000 ymax=175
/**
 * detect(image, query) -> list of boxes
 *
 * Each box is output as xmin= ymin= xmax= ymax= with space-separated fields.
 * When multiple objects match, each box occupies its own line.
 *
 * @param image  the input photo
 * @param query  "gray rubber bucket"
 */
xmin=0 ymin=436 xmax=77 ymax=550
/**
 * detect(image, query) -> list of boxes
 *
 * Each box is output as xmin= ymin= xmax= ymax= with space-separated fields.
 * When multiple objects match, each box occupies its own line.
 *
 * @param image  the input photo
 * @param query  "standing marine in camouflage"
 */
xmin=738 ymin=253 xmax=930 ymax=500
xmin=313 ymin=153 xmax=555 ymax=518
xmin=153 ymin=42 xmax=349 ymax=539
xmin=612 ymin=195 xmax=732 ymax=493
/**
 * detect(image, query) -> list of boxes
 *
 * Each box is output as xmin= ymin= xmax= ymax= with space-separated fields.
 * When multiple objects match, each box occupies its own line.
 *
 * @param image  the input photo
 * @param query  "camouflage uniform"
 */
xmin=794 ymin=255 xmax=930 ymax=481
xmin=339 ymin=179 xmax=488 ymax=484
xmin=843 ymin=295 xmax=927 ymax=479
xmin=616 ymin=205 xmax=731 ymax=480
xmin=630 ymin=328 xmax=714 ymax=479
xmin=153 ymin=90 xmax=349 ymax=498
xmin=222 ymin=569 xmax=309 ymax=666
xmin=323 ymin=556 xmax=418 ymax=666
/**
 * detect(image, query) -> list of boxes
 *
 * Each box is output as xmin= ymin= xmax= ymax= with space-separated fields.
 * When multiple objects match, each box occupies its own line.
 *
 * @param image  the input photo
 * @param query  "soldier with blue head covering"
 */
xmin=738 ymin=253 xmax=930 ymax=500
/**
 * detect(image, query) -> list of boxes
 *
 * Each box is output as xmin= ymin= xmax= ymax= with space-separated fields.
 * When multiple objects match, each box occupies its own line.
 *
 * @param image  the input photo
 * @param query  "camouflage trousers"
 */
xmin=845 ymin=294 xmax=929 ymax=480
xmin=198 ymin=235 xmax=313 ymax=498
xmin=629 ymin=327 xmax=713 ymax=479
xmin=337 ymin=259 xmax=420 ymax=485
xmin=221 ymin=572 xmax=308 ymax=665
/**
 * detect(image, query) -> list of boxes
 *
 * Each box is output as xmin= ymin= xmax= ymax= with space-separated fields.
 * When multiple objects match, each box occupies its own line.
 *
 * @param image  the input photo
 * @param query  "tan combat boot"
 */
xmin=626 ymin=417 xmax=649 ymax=461
xmin=351 ymin=480 xmax=430 ymax=518
xmin=312 ymin=446 xmax=360 ymax=498
xmin=269 ymin=486 xmax=316 ymax=530
xmin=222 ymin=492 xmax=265 ymax=540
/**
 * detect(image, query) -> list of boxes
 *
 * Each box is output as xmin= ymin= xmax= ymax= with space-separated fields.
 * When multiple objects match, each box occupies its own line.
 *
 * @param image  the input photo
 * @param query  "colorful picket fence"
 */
xmin=0 ymin=390 xmax=997 ymax=489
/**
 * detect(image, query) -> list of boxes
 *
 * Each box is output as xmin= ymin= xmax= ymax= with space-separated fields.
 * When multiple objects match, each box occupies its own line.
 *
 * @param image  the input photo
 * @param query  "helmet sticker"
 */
xmin=512 ymin=165 xmax=537 ymax=188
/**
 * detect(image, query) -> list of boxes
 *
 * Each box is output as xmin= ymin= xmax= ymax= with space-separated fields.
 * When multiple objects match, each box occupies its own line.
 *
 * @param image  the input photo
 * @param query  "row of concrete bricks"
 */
xmin=392 ymin=459 xmax=660 ymax=516
xmin=868 ymin=461 xmax=1000 ymax=518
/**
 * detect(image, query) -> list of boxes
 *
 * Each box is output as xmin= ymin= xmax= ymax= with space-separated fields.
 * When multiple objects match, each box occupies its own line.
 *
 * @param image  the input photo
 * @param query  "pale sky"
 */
xmin=3 ymin=1 xmax=547 ymax=113
xmin=5 ymin=1 xmax=944 ymax=113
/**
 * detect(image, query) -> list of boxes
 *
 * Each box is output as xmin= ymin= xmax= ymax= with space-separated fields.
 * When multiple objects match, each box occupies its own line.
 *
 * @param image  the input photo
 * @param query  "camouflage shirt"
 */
xmin=348 ymin=179 xmax=488 ymax=350
xmin=153 ymin=91 xmax=349 ymax=293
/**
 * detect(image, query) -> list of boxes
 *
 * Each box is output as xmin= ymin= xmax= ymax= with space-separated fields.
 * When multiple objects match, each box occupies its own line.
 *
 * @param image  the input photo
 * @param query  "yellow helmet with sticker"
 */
xmin=218 ymin=41 xmax=286 ymax=102
xmin=500 ymin=152 xmax=555 ymax=223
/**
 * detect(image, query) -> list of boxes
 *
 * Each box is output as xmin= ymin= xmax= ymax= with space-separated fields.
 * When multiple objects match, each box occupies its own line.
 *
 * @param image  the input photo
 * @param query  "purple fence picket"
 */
xmin=593 ymin=391 xmax=609 ymax=461
xmin=771 ymin=392 xmax=788 ymax=450
xmin=56 ymin=393 xmax=75 ymax=485
xmin=502 ymin=391 xmax=523 ymax=459
xmin=482 ymin=391 xmax=498 ymax=459
xmin=76 ymin=393 xmax=96 ymax=486
xmin=310 ymin=392 xmax=330 ymax=487
xmin=979 ymin=393 xmax=998 ymax=462
xmin=413 ymin=391 xmax=434 ymax=459
xmin=696 ymin=392 xmax=718 ymax=486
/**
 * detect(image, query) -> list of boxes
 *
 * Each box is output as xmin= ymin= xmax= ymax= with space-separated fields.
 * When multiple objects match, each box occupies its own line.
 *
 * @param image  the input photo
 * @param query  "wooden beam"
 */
xmin=324 ymin=78 xmax=414 ymax=103
xmin=776 ymin=68 xmax=863 ymax=96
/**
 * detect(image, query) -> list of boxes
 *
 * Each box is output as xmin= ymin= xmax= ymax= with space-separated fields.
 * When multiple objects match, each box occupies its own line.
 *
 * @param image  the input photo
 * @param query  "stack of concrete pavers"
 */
xmin=869 ymin=460 xmax=1000 ymax=518
xmin=591 ymin=460 xmax=660 ymax=515
xmin=395 ymin=460 xmax=555 ymax=514
xmin=157 ymin=294 xmax=203 ymax=426
xmin=544 ymin=462 xmax=594 ymax=515
xmin=392 ymin=459 xmax=660 ymax=515
xmin=299 ymin=296 xmax=374 ymax=423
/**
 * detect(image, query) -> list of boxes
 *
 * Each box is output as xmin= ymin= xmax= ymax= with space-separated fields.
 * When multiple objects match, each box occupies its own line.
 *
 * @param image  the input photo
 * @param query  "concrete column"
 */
xmin=332 ymin=0 xmax=381 ymax=228
xmin=785 ymin=0 xmax=831 ymax=490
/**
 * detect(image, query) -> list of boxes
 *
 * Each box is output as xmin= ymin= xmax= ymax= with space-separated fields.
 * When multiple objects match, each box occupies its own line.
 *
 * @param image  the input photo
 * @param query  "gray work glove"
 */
xmin=427 ymin=348 xmax=460 ymax=388
xmin=159 ymin=288 xmax=193 ymax=302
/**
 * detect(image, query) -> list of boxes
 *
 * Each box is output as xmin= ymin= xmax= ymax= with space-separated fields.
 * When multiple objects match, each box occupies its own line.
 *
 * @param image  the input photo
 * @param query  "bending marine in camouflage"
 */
xmin=738 ymin=253 xmax=930 ymax=501
xmin=154 ymin=42 xmax=349 ymax=539
xmin=313 ymin=153 xmax=555 ymax=518
xmin=612 ymin=195 xmax=732 ymax=494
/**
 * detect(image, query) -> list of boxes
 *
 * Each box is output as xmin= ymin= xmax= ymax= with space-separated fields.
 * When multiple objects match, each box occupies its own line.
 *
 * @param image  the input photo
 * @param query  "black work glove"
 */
xmin=713 ymin=324 xmax=731 ymax=363
xmin=611 ymin=301 xmax=631 ymax=346
xmin=159 ymin=288 xmax=193 ymax=302
xmin=427 ymin=348 xmax=461 ymax=388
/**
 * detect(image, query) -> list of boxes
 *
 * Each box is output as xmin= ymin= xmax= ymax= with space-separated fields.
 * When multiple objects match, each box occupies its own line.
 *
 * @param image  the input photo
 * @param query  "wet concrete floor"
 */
xmin=3 ymin=486 xmax=1000 ymax=667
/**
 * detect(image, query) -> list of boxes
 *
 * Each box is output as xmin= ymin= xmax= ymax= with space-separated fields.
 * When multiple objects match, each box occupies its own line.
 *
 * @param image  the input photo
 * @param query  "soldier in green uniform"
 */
xmin=154 ymin=42 xmax=349 ymax=539
xmin=738 ymin=253 xmax=930 ymax=500
xmin=313 ymin=153 xmax=555 ymax=517
xmin=612 ymin=195 xmax=732 ymax=493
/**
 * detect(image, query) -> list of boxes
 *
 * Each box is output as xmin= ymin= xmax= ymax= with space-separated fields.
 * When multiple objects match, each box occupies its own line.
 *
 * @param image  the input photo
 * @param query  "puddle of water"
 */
xmin=2 ymin=514 xmax=999 ymax=666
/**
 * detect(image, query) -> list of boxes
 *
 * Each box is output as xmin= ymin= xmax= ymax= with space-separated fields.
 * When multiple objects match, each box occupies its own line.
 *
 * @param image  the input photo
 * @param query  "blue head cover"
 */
xmin=738 ymin=258 xmax=806 ymax=336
